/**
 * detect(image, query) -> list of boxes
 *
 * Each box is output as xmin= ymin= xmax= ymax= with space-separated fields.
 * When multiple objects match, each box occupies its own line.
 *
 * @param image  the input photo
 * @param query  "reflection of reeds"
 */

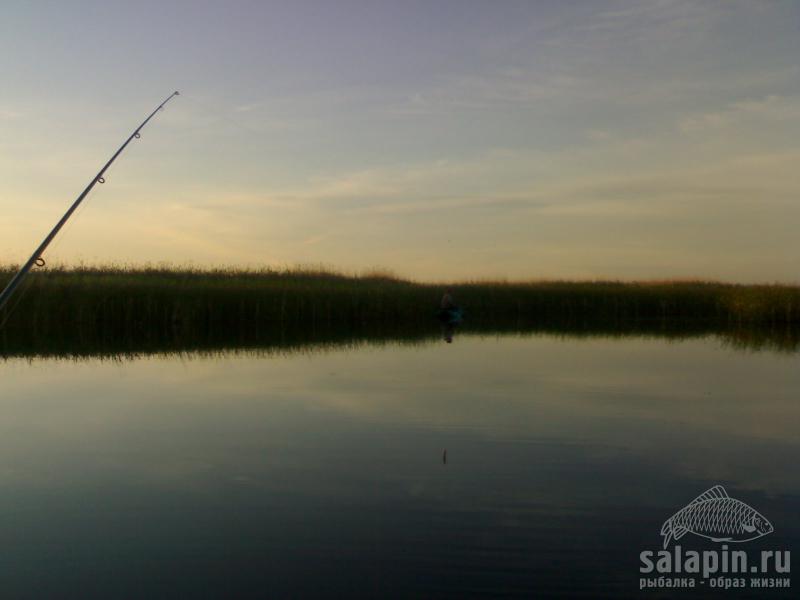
xmin=1 ymin=266 xmax=798 ymax=357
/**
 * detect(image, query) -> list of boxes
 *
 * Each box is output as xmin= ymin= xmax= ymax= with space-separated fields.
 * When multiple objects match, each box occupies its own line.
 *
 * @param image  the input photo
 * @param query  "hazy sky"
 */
xmin=1 ymin=0 xmax=798 ymax=282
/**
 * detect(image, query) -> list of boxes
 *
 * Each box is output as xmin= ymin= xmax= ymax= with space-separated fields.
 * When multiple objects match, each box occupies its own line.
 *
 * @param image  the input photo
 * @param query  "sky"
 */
xmin=1 ymin=0 xmax=798 ymax=282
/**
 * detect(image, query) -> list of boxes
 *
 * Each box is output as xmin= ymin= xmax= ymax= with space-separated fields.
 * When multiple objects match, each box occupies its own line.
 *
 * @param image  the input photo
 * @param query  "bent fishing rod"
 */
xmin=0 ymin=91 xmax=180 ymax=315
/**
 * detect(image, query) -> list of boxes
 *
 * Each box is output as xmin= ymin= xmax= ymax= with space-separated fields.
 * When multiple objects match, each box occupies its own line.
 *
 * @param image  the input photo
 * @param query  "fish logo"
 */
xmin=660 ymin=485 xmax=773 ymax=549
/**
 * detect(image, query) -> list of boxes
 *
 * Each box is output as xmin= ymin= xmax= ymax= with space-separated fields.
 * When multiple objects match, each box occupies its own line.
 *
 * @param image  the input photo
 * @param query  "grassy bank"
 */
xmin=1 ymin=266 xmax=798 ymax=355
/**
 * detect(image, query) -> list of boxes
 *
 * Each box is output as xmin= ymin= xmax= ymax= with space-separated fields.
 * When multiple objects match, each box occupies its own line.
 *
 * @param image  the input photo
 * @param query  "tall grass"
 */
xmin=1 ymin=265 xmax=798 ymax=356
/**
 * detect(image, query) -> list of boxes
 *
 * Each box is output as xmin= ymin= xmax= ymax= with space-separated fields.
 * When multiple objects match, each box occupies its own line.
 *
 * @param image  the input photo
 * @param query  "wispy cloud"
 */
xmin=0 ymin=107 xmax=23 ymax=120
xmin=680 ymin=95 xmax=800 ymax=132
xmin=385 ymin=70 xmax=589 ymax=115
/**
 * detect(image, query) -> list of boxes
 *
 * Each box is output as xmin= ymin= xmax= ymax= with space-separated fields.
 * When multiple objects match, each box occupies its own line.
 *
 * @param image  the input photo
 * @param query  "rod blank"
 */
xmin=0 ymin=91 xmax=180 ymax=316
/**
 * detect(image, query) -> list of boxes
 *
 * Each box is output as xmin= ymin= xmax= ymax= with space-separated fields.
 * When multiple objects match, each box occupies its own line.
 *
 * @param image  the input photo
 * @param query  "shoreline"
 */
xmin=1 ymin=266 xmax=798 ymax=357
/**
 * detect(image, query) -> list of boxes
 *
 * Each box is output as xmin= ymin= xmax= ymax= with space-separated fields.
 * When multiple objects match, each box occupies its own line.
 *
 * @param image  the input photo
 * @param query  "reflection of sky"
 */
xmin=1 ymin=2 xmax=799 ymax=281
xmin=0 ymin=335 xmax=798 ymax=596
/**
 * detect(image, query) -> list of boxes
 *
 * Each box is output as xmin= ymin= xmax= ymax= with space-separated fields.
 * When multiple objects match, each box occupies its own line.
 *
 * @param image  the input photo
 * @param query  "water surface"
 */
xmin=1 ymin=334 xmax=797 ymax=598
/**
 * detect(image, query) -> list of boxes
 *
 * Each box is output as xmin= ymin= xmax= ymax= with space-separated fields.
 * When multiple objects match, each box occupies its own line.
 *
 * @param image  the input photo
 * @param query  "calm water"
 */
xmin=1 ymin=334 xmax=797 ymax=598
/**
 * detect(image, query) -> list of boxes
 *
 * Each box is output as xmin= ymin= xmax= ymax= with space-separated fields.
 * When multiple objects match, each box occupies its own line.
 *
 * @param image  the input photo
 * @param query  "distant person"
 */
xmin=438 ymin=289 xmax=462 ymax=344
xmin=441 ymin=289 xmax=455 ymax=310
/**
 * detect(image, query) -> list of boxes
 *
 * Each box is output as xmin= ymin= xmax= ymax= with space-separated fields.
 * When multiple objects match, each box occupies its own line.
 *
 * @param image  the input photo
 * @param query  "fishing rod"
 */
xmin=0 ymin=91 xmax=180 ymax=315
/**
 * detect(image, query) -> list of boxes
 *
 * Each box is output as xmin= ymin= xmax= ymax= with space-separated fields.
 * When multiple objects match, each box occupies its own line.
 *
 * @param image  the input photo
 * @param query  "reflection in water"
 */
xmin=437 ymin=290 xmax=463 ymax=344
xmin=0 ymin=334 xmax=798 ymax=597
xmin=1 ymin=316 xmax=798 ymax=359
xmin=443 ymin=324 xmax=454 ymax=343
xmin=439 ymin=318 xmax=461 ymax=344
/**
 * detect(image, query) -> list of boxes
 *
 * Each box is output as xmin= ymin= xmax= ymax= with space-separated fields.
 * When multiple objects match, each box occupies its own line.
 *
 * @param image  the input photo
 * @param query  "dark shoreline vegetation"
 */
xmin=1 ymin=266 xmax=799 ymax=357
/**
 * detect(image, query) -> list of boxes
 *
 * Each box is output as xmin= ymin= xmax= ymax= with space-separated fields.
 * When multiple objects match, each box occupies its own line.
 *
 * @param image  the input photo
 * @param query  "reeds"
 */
xmin=1 ymin=265 xmax=798 ymax=356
